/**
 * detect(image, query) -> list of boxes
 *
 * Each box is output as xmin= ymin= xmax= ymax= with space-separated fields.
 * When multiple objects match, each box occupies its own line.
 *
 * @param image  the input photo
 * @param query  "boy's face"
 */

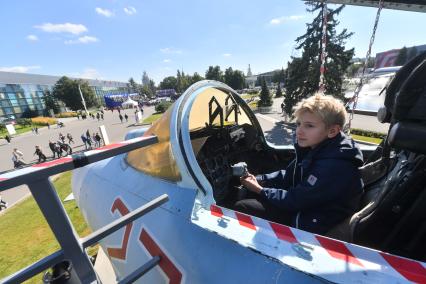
xmin=295 ymin=111 xmax=340 ymax=149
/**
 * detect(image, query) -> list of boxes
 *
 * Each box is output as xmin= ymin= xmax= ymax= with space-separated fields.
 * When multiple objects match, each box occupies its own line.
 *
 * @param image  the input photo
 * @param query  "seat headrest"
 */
xmin=388 ymin=122 xmax=426 ymax=154
xmin=380 ymin=51 xmax=426 ymax=123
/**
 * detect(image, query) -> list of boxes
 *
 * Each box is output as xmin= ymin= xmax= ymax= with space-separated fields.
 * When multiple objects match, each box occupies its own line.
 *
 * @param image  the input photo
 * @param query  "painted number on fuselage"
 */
xmin=107 ymin=198 xmax=132 ymax=260
xmin=106 ymin=197 xmax=183 ymax=283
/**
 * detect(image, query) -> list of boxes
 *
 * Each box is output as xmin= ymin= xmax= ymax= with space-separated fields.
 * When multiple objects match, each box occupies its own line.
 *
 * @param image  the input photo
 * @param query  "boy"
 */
xmin=236 ymin=94 xmax=364 ymax=234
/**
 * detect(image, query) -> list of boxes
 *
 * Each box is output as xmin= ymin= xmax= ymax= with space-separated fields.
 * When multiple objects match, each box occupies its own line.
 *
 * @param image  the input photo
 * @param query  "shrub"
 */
xmin=155 ymin=101 xmax=172 ymax=113
xmin=31 ymin=116 xmax=58 ymax=126
xmin=16 ymin=118 xmax=32 ymax=126
xmin=350 ymin=128 xmax=386 ymax=139
xmin=55 ymin=112 xmax=78 ymax=118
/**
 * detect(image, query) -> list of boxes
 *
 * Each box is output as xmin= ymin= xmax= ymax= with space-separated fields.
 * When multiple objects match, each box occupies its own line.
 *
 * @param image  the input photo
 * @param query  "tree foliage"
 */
xmin=205 ymin=66 xmax=224 ymax=81
xmin=258 ymin=77 xmax=272 ymax=107
xmin=394 ymin=47 xmax=408 ymax=66
xmin=42 ymin=89 xmax=61 ymax=114
xmin=275 ymin=84 xmax=283 ymax=98
xmin=224 ymin=67 xmax=246 ymax=90
xmin=127 ymin=77 xmax=139 ymax=93
xmin=159 ymin=76 xmax=178 ymax=90
xmin=52 ymin=76 xmax=97 ymax=111
xmin=285 ymin=3 xmax=354 ymax=115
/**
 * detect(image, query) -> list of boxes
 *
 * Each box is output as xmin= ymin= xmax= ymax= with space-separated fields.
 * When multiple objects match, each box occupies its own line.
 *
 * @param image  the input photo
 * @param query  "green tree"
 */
xmin=190 ymin=72 xmax=204 ymax=84
xmin=407 ymin=46 xmax=418 ymax=62
xmin=394 ymin=47 xmax=408 ymax=66
xmin=224 ymin=67 xmax=246 ymax=90
xmin=205 ymin=66 xmax=224 ymax=81
xmin=272 ymin=68 xmax=286 ymax=83
xmin=258 ymin=77 xmax=272 ymax=107
xmin=127 ymin=77 xmax=139 ymax=93
xmin=159 ymin=76 xmax=178 ymax=90
xmin=52 ymin=76 xmax=97 ymax=111
xmin=285 ymin=3 xmax=354 ymax=115
xmin=275 ymin=84 xmax=283 ymax=98
xmin=142 ymin=71 xmax=150 ymax=86
xmin=42 ymin=89 xmax=60 ymax=114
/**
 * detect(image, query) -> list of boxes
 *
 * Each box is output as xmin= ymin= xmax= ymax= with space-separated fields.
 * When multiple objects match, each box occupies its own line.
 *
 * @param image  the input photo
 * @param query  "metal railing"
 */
xmin=0 ymin=135 xmax=168 ymax=284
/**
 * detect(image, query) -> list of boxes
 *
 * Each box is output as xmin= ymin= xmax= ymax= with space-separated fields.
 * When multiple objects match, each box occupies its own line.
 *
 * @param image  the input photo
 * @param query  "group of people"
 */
xmin=80 ymin=129 xmax=103 ymax=150
xmin=11 ymin=131 xmax=96 ymax=168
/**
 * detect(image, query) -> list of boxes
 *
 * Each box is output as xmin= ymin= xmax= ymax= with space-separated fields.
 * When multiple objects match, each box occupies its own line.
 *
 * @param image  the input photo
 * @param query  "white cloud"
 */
xmin=95 ymin=7 xmax=114 ymax=17
xmin=160 ymin=47 xmax=182 ymax=54
xmin=124 ymin=6 xmax=137 ymax=15
xmin=27 ymin=34 xmax=38 ymax=41
xmin=65 ymin=36 xmax=99 ymax=44
xmin=34 ymin=23 xmax=88 ymax=35
xmin=223 ymin=53 xmax=232 ymax=57
xmin=0 ymin=65 xmax=41 ymax=73
xmin=163 ymin=59 xmax=171 ymax=63
xmin=270 ymin=15 xmax=304 ymax=25
xmin=72 ymin=68 xmax=102 ymax=79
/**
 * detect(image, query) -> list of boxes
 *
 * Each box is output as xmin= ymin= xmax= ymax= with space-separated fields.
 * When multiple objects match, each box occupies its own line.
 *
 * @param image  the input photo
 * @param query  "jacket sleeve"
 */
xmin=259 ymin=160 xmax=360 ymax=212
xmin=256 ymin=160 xmax=295 ymax=189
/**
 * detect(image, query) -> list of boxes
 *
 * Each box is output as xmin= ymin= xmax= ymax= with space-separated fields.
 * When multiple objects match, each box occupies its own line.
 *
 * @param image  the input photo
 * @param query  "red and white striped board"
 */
xmin=192 ymin=204 xmax=426 ymax=283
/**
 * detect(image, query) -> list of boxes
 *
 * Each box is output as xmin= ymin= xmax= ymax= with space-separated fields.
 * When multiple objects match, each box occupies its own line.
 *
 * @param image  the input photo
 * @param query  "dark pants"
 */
xmin=232 ymin=188 xmax=293 ymax=226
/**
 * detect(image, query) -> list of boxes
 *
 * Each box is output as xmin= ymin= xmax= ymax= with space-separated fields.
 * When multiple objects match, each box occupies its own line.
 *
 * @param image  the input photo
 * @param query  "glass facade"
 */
xmin=0 ymin=84 xmax=49 ymax=118
xmin=0 ymin=74 xmax=127 ymax=119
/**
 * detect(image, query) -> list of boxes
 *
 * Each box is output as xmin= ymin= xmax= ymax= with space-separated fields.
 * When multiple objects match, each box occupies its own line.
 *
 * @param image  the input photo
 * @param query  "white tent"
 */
xmin=122 ymin=97 xmax=138 ymax=109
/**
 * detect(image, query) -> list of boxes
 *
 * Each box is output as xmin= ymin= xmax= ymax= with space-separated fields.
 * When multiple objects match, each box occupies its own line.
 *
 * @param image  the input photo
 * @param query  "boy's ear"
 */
xmin=327 ymin=124 xmax=341 ymax=138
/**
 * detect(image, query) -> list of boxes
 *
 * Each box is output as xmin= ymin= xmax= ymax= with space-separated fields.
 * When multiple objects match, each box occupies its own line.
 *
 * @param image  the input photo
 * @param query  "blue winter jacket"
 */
xmin=257 ymin=132 xmax=364 ymax=234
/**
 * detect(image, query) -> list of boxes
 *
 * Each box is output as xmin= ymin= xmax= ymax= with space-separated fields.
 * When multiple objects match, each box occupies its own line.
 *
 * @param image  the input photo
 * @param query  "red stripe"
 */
xmin=140 ymin=229 xmax=182 ymax=284
xmin=32 ymin=157 xmax=72 ymax=167
xmin=316 ymin=236 xmax=364 ymax=267
xmin=235 ymin=212 xmax=256 ymax=230
xmin=0 ymin=177 xmax=7 ymax=181
xmin=210 ymin=205 xmax=223 ymax=217
xmin=380 ymin=252 xmax=426 ymax=283
xmin=96 ymin=143 xmax=122 ymax=151
xmin=270 ymin=223 xmax=297 ymax=243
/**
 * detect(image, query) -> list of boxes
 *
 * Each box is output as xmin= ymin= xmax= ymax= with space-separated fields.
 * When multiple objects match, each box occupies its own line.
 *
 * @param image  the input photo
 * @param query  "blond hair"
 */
xmin=293 ymin=94 xmax=347 ymax=127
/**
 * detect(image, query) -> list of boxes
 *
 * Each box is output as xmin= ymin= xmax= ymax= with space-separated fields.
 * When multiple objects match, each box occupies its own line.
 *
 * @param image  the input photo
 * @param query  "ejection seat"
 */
xmin=327 ymin=52 xmax=426 ymax=262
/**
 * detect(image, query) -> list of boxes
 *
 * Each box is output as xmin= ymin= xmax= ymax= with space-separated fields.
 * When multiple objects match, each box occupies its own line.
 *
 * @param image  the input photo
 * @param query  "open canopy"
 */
xmin=122 ymin=97 xmax=138 ymax=107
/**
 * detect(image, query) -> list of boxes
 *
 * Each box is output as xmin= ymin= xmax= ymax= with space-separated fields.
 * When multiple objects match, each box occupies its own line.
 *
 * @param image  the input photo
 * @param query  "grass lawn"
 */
xmin=351 ymin=134 xmax=382 ymax=144
xmin=142 ymin=113 xmax=163 ymax=124
xmin=0 ymin=125 xmax=35 ymax=137
xmin=0 ymin=172 xmax=96 ymax=283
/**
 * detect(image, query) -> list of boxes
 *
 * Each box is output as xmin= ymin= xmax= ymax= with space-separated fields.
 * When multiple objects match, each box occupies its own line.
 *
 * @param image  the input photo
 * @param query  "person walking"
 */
xmin=96 ymin=113 xmax=100 ymax=121
xmin=0 ymin=194 xmax=7 ymax=211
xmin=124 ymin=113 xmax=128 ymax=122
xmin=49 ymin=140 xmax=57 ymax=158
xmin=67 ymin=133 xmax=74 ymax=144
xmin=4 ymin=134 xmax=11 ymax=144
xmin=47 ymin=122 xmax=50 ymax=129
xmin=34 ymin=146 xmax=47 ymax=163
xmin=86 ymin=129 xmax=91 ymax=140
xmin=35 ymin=127 xmax=39 ymax=135
xmin=81 ymin=134 xmax=88 ymax=150
xmin=119 ymin=114 xmax=123 ymax=123
xmin=59 ymin=133 xmax=66 ymax=143
xmin=12 ymin=148 xmax=26 ymax=168
xmin=95 ymin=132 xmax=102 ymax=147
xmin=101 ymin=113 xmax=104 ymax=120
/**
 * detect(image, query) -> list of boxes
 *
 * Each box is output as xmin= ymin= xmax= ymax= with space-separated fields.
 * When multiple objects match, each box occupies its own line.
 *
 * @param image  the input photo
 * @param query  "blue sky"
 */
xmin=1 ymin=0 xmax=425 ymax=84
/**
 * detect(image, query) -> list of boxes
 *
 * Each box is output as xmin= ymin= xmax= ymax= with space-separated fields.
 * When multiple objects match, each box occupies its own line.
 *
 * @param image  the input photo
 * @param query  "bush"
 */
xmin=31 ymin=116 xmax=58 ymax=126
xmin=55 ymin=112 xmax=78 ymax=118
xmin=155 ymin=101 xmax=172 ymax=113
xmin=350 ymin=128 xmax=386 ymax=139
xmin=16 ymin=118 xmax=32 ymax=126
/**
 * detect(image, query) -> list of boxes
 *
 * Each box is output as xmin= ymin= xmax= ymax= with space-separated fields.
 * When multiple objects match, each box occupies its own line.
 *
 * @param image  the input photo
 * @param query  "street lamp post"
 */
xmin=78 ymin=84 xmax=89 ymax=115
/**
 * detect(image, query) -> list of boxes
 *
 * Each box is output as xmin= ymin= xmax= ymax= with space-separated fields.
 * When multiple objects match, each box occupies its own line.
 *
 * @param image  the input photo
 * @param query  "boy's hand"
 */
xmin=240 ymin=173 xmax=263 ymax=194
